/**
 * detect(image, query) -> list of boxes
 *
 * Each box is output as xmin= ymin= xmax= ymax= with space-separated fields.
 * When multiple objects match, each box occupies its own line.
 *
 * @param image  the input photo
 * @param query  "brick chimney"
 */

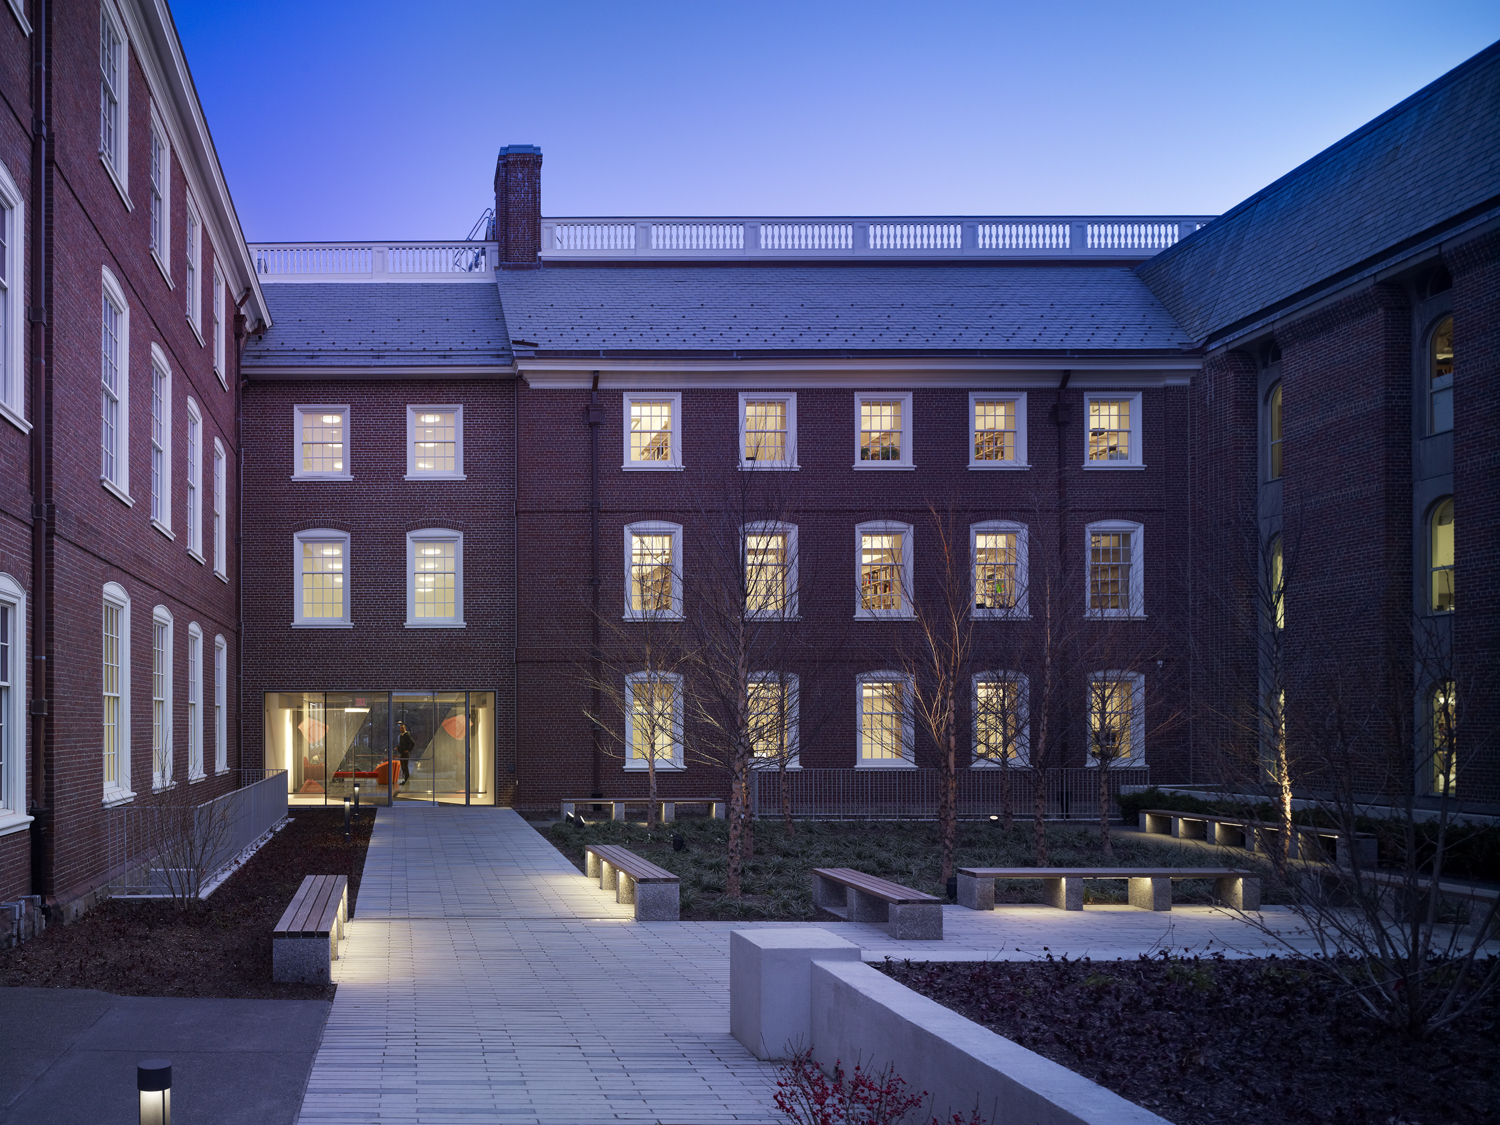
xmin=494 ymin=144 xmax=543 ymax=269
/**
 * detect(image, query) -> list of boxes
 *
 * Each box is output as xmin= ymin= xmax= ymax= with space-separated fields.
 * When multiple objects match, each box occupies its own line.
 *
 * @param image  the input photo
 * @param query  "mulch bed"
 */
xmin=878 ymin=955 xmax=1500 ymax=1125
xmin=0 ymin=807 xmax=374 ymax=1001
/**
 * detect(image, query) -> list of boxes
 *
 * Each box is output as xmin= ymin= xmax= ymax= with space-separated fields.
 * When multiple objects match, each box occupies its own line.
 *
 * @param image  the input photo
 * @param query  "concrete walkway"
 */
xmin=296 ymin=806 xmax=1387 ymax=1125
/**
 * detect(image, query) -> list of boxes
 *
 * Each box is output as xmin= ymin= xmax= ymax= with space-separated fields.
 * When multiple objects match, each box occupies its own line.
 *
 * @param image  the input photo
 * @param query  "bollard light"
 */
xmin=353 ymin=781 xmax=361 ymax=812
xmin=343 ymin=795 xmax=352 ymax=841
xmin=138 ymin=1059 xmax=171 ymax=1125
xmin=990 ymin=814 xmax=1000 ymax=822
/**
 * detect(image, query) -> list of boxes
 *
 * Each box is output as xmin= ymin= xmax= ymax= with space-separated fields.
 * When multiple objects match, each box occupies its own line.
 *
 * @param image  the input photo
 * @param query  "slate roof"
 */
xmin=1139 ymin=40 xmax=1500 ymax=345
xmin=496 ymin=266 xmax=1194 ymax=355
xmin=242 ymin=283 xmax=513 ymax=368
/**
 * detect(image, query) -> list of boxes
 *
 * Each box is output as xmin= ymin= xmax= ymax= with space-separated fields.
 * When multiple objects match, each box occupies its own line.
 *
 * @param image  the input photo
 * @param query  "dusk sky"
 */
xmin=172 ymin=1 xmax=1500 ymax=243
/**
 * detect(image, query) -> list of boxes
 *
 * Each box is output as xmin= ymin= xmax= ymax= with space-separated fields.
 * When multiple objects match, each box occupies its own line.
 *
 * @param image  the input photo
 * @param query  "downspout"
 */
xmin=1053 ymin=369 xmax=1071 ymax=808
xmin=28 ymin=0 xmax=50 ymax=899
xmin=585 ymin=373 xmax=602 ymax=798
xmin=233 ymin=292 xmax=251 ymax=780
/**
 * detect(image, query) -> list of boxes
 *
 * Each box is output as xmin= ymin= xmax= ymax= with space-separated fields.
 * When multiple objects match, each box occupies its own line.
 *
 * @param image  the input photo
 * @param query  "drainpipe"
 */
xmin=1053 ymin=369 xmax=1071 ymax=804
xmin=584 ymin=373 xmax=603 ymax=798
xmin=233 ymin=294 xmax=251 ymax=780
xmin=28 ymin=0 xmax=50 ymax=900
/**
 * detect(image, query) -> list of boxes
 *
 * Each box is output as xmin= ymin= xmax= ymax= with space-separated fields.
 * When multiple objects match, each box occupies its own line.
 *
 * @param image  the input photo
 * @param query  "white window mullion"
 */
xmin=185 ymin=400 xmax=201 ymax=558
xmin=213 ymin=440 xmax=226 ymax=579
xmin=187 ymin=624 xmax=203 ymax=780
xmin=102 ymin=582 xmax=133 ymax=801
xmin=213 ymin=635 xmax=227 ymax=773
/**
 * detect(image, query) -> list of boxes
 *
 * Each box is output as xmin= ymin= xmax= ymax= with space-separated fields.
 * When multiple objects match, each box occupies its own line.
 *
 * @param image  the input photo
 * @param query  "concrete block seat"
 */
xmin=273 ymin=874 xmax=347 ymax=984
xmin=1141 ymin=808 xmax=1377 ymax=868
xmin=562 ymin=797 xmax=725 ymax=822
xmin=584 ymin=843 xmax=680 ymax=921
xmin=811 ymin=868 xmax=944 ymax=939
xmin=957 ymin=867 xmax=1260 ymax=912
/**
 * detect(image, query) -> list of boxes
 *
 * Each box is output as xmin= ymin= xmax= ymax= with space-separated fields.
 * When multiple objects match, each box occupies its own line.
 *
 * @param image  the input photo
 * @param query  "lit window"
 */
xmin=740 ymin=393 xmax=797 ymax=468
xmin=1430 ymin=498 xmax=1454 ymax=613
xmin=624 ymin=672 xmax=684 ymax=770
xmin=212 ymin=268 xmax=226 ymax=385
xmin=185 ymin=400 xmax=202 ymax=559
xmin=1268 ymin=384 xmax=1283 ymax=480
xmin=213 ymin=635 xmax=227 ymax=773
xmin=101 ymin=269 xmax=131 ymax=500
xmin=293 ymin=530 xmax=351 ymax=627
xmin=857 ymin=673 xmax=914 ymax=767
xmin=856 ymin=522 xmax=913 ymax=618
xmin=745 ymin=523 xmax=797 ymax=618
xmin=151 ymin=606 xmax=174 ymax=789
xmin=973 ymin=674 xmax=1029 ymax=766
xmin=0 ymin=160 xmax=24 ymax=427
xmin=1084 ymin=393 xmax=1143 ymax=468
xmin=185 ymin=201 xmax=201 ymax=332
xmin=99 ymin=5 xmax=127 ymax=185
xmin=1429 ymin=317 xmax=1453 ymax=435
xmin=294 ymin=405 xmax=351 ymax=479
xmin=972 ymin=521 xmax=1027 ymax=617
xmin=1086 ymin=521 xmax=1144 ymax=618
xmin=855 ymin=392 xmax=913 ymax=468
xmin=187 ymin=623 xmax=204 ymax=781
xmin=1086 ymin=672 xmax=1144 ymax=766
xmin=102 ymin=582 xmax=133 ymax=801
xmin=749 ymin=674 xmax=799 ymax=768
xmin=149 ymin=347 xmax=172 ymax=534
xmin=970 ymin=394 xmax=1028 ymax=468
xmin=624 ymin=522 xmax=682 ymax=619
xmin=407 ymin=405 xmax=464 ymax=478
xmin=1430 ymin=680 xmax=1456 ymax=796
xmin=212 ymin=440 xmax=226 ymax=579
xmin=407 ymin=530 xmax=464 ymax=627
xmin=1269 ymin=535 xmax=1284 ymax=630
xmin=623 ymin=392 xmax=682 ymax=469
xmin=0 ymin=573 xmax=26 ymax=822
xmin=148 ymin=112 xmax=169 ymax=269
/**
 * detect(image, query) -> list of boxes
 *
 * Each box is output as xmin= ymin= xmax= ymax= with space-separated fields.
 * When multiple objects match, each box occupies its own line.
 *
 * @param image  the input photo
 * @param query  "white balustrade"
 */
xmin=254 ymin=245 xmax=372 ymax=276
xmin=1087 ymin=222 xmax=1181 ymax=251
xmin=552 ymin=223 xmax=636 ymax=251
xmin=251 ymin=242 xmax=494 ymax=279
xmin=977 ymin=221 xmax=1070 ymax=250
xmin=651 ymin=223 xmax=744 ymax=251
xmin=760 ymin=223 xmax=853 ymax=251
xmin=869 ymin=222 xmax=962 ymax=251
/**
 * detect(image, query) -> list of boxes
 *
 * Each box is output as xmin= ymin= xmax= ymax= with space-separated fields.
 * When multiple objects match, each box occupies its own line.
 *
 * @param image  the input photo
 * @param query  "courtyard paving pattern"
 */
xmin=296 ymin=806 xmax=1357 ymax=1125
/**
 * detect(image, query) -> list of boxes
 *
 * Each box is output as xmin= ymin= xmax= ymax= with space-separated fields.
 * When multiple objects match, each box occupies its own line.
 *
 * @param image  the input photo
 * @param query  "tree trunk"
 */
xmin=940 ymin=715 xmax=957 ymax=883
xmin=1097 ymin=755 xmax=1113 ymax=858
xmin=1032 ymin=766 xmax=1049 ymax=866
xmin=646 ymin=754 xmax=658 ymax=831
xmin=1000 ymin=754 xmax=1012 ymax=832
xmin=779 ymin=756 xmax=795 ymax=835
xmin=1276 ymin=738 xmax=1293 ymax=868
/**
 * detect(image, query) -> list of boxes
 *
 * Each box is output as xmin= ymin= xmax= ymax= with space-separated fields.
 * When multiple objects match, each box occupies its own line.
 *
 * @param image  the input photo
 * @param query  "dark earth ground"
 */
xmin=0 ymin=807 xmax=374 ymax=1000
xmin=879 ymin=955 xmax=1500 ymax=1125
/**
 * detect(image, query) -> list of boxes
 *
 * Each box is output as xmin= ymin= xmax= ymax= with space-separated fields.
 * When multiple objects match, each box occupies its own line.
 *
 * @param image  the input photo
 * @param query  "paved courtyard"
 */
xmin=297 ymin=806 xmax=1357 ymax=1124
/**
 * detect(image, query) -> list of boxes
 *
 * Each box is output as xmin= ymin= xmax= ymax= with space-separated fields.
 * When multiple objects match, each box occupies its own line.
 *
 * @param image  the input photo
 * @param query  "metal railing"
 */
xmin=750 ymin=766 xmax=1149 ymax=820
xmin=106 ymin=770 xmax=289 ymax=897
xmin=251 ymin=242 xmax=495 ymax=280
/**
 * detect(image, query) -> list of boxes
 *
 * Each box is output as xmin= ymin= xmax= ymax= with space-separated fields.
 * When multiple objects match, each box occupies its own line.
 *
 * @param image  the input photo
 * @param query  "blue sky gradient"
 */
xmin=171 ymin=1 xmax=1500 ymax=241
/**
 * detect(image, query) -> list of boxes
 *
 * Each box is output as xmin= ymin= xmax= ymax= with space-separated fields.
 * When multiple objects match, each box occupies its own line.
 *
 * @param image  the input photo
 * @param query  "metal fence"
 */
xmin=106 ymin=770 xmax=288 ymax=898
xmin=750 ymin=766 xmax=1149 ymax=821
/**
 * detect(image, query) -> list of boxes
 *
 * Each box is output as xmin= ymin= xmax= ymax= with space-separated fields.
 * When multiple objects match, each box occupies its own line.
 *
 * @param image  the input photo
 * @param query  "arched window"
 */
xmin=1431 ymin=681 xmax=1456 ymax=796
xmin=1268 ymin=383 xmax=1283 ymax=480
xmin=1430 ymin=498 xmax=1454 ymax=613
xmin=1429 ymin=317 xmax=1453 ymax=435
xmin=1269 ymin=535 xmax=1284 ymax=630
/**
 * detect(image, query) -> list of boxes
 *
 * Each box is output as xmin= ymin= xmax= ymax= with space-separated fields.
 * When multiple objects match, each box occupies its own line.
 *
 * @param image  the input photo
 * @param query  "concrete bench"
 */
xmin=1140 ymin=808 xmax=1377 ymax=869
xmin=273 ymin=874 xmax=348 ymax=983
xmin=584 ymin=843 xmax=680 ymax=920
xmin=811 ymin=867 xmax=944 ymax=940
xmin=562 ymin=797 xmax=725 ymax=822
xmin=957 ymin=867 xmax=1260 ymax=912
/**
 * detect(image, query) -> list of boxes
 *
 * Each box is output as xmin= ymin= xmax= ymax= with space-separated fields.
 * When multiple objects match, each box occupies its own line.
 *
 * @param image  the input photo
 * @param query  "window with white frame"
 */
xmin=1429 ymin=317 xmax=1453 ymax=435
xmin=185 ymin=200 xmax=201 ymax=333
xmin=969 ymin=393 xmax=1028 ymax=468
xmin=149 ymin=346 xmax=172 ymax=535
xmin=972 ymin=521 xmax=1027 ymax=617
xmin=99 ymin=3 xmax=128 ymax=193
xmin=857 ymin=672 xmax=914 ymax=767
xmin=407 ymin=529 xmax=464 ymax=627
xmin=151 ymin=605 xmax=174 ymax=789
xmin=623 ymin=392 xmax=682 ymax=469
xmin=213 ymin=634 xmax=227 ymax=773
xmin=624 ymin=522 xmax=683 ymax=619
xmin=185 ymin=399 xmax=201 ymax=559
xmin=1430 ymin=680 xmax=1456 ymax=796
xmin=0 ymin=573 xmax=26 ymax=828
xmin=406 ymin=405 xmax=464 ymax=479
xmin=740 ymin=393 xmax=797 ymax=468
xmin=293 ymin=530 xmax=350 ymax=627
xmin=1086 ymin=521 xmax=1144 ymax=618
xmin=854 ymin=392 xmax=913 ymax=468
xmin=1430 ymin=498 xmax=1454 ymax=614
xmin=1267 ymin=383 xmax=1283 ymax=480
xmin=745 ymin=522 xmax=797 ymax=618
xmin=212 ymin=440 xmax=226 ymax=578
xmin=0 ymin=159 xmax=24 ymax=429
xmin=212 ymin=267 xmax=226 ymax=386
xmin=1084 ymin=393 xmax=1143 ymax=468
xmin=1086 ymin=672 xmax=1145 ymax=766
xmin=102 ymin=582 xmax=132 ymax=802
xmin=856 ymin=521 xmax=913 ymax=618
xmin=624 ymin=672 xmax=684 ymax=770
xmin=186 ymin=623 xmax=203 ymax=780
xmin=293 ymin=405 xmax=350 ymax=479
xmin=100 ymin=269 xmax=131 ymax=501
xmin=148 ymin=109 xmax=170 ymax=274
xmin=749 ymin=673 xmax=799 ymax=768
xmin=973 ymin=673 xmax=1029 ymax=767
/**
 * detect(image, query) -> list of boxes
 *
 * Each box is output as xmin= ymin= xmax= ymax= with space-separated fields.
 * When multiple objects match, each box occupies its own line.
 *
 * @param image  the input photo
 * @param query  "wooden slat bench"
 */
xmin=1140 ymin=808 xmax=1377 ymax=869
xmin=273 ymin=874 xmax=348 ymax=983
xmin=957 ymin=867 xmax=1260 ymax=913
xmin=584 ymin=843 xmax=680 ymax=921
xmin=811 ymin=867 xmax=944 ymax=940
xmin=562 ymin=797 xmax=726 ymax=822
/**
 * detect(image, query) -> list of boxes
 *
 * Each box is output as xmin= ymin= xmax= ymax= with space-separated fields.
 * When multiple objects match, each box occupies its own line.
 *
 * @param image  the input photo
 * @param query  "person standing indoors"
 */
xmin=397 ymin=721 xmax=416 ymax=785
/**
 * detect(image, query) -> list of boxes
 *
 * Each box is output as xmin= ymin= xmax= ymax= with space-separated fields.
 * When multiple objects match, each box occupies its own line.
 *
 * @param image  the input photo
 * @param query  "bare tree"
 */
xmin=134 ymin=795 xmax=237 ymax=911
